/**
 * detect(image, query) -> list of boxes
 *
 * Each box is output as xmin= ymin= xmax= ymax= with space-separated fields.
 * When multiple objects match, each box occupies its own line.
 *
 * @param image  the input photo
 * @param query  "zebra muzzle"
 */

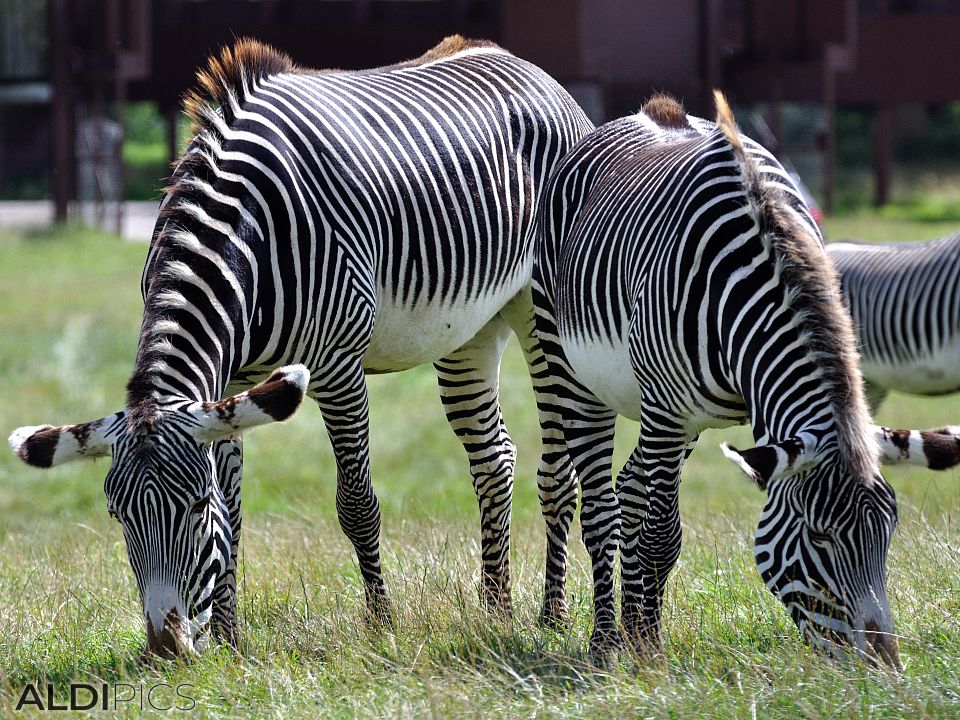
xmin=144 ymin=610 xmax=195 ymax=660
xmin=863 ymin=618 xmax=902 ymax=670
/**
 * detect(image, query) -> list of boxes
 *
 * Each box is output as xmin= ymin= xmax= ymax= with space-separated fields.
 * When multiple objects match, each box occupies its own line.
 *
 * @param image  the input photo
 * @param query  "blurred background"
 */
xmin=1 ymin=0 xmax=960 ymax=236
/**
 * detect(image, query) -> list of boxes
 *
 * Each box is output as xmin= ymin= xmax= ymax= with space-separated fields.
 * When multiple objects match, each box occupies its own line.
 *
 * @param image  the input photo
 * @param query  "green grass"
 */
xmin=824 ymin=215 xmax=960 ymax=244
xmin=0 ymin=221 xmax=958 ymax=718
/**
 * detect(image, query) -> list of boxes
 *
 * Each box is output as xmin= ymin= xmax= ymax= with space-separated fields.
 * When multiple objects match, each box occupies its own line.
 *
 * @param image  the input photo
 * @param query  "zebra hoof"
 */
xmin=538 ymin=600 xmax=570 ymax=631
xmin=363 ymin=596 xmax=395 ymax=630
xmin=479 ymin=585 xmax=513 ymax=618
xmin=588 ymin=627 xmax=623 ymax=669
xmin=212 ymin=621 xmax=239 ymax=649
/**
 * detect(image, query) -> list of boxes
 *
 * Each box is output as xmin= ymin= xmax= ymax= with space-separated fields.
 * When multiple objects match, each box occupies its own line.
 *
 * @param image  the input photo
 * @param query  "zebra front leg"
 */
xmin=211 ymin=438 xmax=243 ymax=647
xmin=315 ymin=360 xmax=392 ymax=627
xmin=618 ymin=414 xmax=689 ymax=656
xmin=435 ymin=315 xmax=516 ymax=615
xmin=502 ymin=290 xmax=579 ymax=628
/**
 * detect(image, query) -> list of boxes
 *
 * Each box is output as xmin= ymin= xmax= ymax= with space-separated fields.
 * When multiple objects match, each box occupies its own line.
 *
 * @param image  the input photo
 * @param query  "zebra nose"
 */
xmin=144 ymin=610 xmax=189 ymax=659
xmin=864 ymin=618 xmax=902 ymax=670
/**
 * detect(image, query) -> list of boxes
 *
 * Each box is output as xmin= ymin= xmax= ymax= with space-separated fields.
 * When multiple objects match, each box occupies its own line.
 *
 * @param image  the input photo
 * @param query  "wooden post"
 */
xmin=698 ymin=0 xmax=722 ymax=114
xmin=873 ymin=105 xmax=893 ymax=207
xmin=166 ymin=105 xmax=180 ymax=167
xmin=821 ymin=63 xmax=836 ymax=215
xmin=114 ymin=85 xmax=126 ymax=237
xmin=48 ymin=0 xmax=75 ymax=223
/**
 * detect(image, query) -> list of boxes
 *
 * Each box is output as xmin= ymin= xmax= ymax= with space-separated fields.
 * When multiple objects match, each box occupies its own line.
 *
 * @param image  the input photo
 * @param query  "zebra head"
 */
xmin=722 ymin=433 xmax=901 ymax=668
xmin=8 ymin=365 xmax=310 ymax=658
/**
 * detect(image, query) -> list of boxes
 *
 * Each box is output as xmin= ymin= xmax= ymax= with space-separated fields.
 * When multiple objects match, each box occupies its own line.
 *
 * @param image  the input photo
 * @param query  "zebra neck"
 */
xmin=734 ymin=314 xmax=839 ymax=448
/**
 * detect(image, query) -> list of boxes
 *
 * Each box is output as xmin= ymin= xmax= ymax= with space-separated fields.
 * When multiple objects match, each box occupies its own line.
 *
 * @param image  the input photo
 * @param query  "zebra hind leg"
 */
xmin=435 ymin=314 xmax=516 ymax=615
xmin=618 ymin=412 xmax=690 ymax=657
xmin=211 ymin=438 xmax=243 ymax=648
xmin=314 ymin=358 xmax=393 ymax=627
xmin=527 ymin=282 xmax=621 ymax=660
xmin=562 ymin=394 xmax=619 ymax=661
xmin=501 ymin=289 xmax=579 ymax=629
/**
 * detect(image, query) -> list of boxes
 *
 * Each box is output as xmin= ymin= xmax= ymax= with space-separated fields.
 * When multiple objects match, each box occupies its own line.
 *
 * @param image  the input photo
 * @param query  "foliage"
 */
xmin=121 ymin=103 xmax=193 ymax=201
xmin=0 ymin=222 xmax=958 ymax=718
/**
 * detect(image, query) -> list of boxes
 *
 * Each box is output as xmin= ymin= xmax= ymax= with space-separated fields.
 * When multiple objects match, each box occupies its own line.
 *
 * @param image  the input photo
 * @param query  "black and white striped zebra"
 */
xmin=8 ymin=37 xmax=593 ymax=657
xmin=828 ymin=232 xmax=960 ymax=412
xmin=531 ymin=92 xmax=958 ymax=666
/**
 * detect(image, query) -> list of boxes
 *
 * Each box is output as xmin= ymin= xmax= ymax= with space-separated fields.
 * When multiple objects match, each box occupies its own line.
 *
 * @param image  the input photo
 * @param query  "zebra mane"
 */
xmin=415 ymin=34 xmax=501 ymax=63
xmin=641 ymin=94 xmax=691 ymax=130
xmin=182 ymin=38 xmax=298 ymax=135
xmin=713 ymin=91 xmax=880 ymax=483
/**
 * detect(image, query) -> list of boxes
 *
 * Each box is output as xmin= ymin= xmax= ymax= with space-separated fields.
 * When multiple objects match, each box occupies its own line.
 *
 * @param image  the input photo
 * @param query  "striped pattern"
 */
xmin=532 ymin=93 xmax=902 ymax=666
xmin=828 ymin=233 xmax=960 ymax=408
xmin=10 ymin=37 xmax=593 ymax=655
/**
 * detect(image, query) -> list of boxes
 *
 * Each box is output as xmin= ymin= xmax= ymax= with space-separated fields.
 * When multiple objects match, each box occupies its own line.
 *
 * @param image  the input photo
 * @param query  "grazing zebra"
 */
xmin=531 ymin=91 xmax=959 ymax=665
xmin=8 ymin=36 xmax=592 ymax=657
xmin=828 ymin=233 xmax=960 ymax=412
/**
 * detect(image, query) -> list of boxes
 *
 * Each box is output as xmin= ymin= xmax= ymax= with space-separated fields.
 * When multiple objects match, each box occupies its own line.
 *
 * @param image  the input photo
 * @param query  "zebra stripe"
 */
xmin=532 ymin=92 xmax=902 ymax=666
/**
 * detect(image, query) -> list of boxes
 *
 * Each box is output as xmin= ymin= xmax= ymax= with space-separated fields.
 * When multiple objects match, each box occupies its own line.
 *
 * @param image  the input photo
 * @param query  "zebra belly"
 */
xmin=562 ymin=334 xmax=645 ymax=420
xmin=861 ymin=348 xmax=960 ymax=395
xmin=362 ymin=288 xmax=518 ymax=374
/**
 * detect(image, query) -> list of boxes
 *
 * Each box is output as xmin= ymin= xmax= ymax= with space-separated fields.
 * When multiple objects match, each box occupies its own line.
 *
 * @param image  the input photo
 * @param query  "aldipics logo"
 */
xmin=14 ymin=683 xmax=196 ymax=712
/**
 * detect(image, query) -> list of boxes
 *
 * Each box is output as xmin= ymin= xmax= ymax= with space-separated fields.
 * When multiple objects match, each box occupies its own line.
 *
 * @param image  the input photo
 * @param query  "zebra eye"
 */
xmin=808 ymin=528 xmax=832 ymax=544
xmin=190 ymin=493 xmax=210 ymax=513
xmin=107 ymin=507 xmax=120 ymax=522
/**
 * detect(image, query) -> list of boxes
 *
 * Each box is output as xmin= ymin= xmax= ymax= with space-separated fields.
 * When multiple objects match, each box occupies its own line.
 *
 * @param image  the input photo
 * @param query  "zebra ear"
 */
xmin=186 ymin=364 xmax=310 ymax=443
xmin=720 ymin=436 xmax=819 ymax=490
xmin=873 ymin=424 xmax=960 ymax=471
xmin=8 ymin=414 xmax=121 ymax=468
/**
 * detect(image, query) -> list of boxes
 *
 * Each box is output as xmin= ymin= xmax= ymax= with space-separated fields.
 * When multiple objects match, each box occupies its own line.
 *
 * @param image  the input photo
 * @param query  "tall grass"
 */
xmin=0 ymin=222 xmax=958 ymax=718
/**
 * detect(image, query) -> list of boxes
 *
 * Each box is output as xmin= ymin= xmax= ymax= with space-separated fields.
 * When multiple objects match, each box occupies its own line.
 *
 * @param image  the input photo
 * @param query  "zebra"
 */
xmin=531 ymin=91 xmax=960 ymax=665
xmin=828 ymin=232 xmax=960 ymax=413
xmin=8 ymin=36 xmax=593 ymax=658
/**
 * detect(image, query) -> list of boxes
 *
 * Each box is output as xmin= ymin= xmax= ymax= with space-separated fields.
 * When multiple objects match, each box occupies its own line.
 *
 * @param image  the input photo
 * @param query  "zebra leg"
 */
xmin=530 ymin=275 xmax=620 ymax=656
xmin=619 ymin=414 xmax=690 ymax=656
xmin=564 ymin=397 xmax=619 ymax=657
xmin=434 ymin=315 xmax=516 ymax=614
xmin=211 ymin=438 xmax=243 ymax=647
xmin=314 ymin=359 xmax=392 ymax=627
xmin=501 ymin=289 xmax=579 ymax=628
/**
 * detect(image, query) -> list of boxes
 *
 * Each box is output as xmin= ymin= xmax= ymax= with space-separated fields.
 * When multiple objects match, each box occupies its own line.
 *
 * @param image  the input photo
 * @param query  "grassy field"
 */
xmin=0 ymin=219 xmax=958 ymax=718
